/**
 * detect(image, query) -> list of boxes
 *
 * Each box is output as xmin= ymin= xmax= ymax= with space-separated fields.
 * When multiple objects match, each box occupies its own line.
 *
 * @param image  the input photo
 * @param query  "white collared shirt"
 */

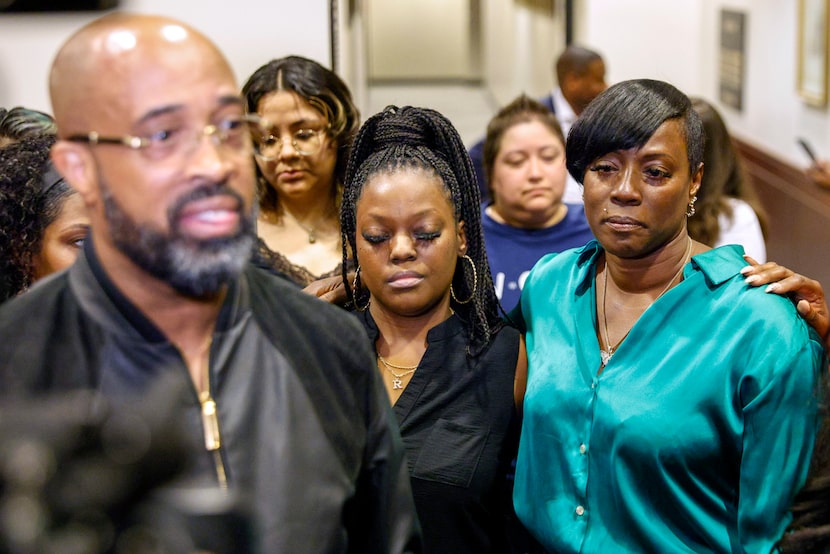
xmin=550 ymin=88 xmax=583 ymax=204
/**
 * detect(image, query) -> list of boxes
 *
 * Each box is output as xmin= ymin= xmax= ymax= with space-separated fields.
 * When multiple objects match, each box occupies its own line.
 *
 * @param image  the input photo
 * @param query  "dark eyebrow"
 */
xmin=366 ymin=208 xmax=444 ymax=222
xmin=217 ymin=95 xmax=245 ymax=110
xmin=639 ymin=151 xmax=681 ymax=164
xmin=134 ymin=104 xmax=184 ymax=127
xmin=293 ymin=117 xmax=324 ymax=126
xmin=283 ymin=113 xmax=328 ymax=129
xmin=134 ymin=96 xmax=244 ymax=127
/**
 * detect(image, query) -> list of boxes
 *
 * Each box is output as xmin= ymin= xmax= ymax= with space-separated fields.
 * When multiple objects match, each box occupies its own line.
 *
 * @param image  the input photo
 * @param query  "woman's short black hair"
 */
xmin=566 ymin=79 xmax=704 ymax=184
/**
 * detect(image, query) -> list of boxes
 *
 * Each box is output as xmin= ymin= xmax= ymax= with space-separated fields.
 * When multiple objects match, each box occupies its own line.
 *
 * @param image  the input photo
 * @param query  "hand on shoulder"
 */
xmin=303 ymin=274 xmax=350 ymax=306
xmin=741 ymin=256 xmax=830 ymax=350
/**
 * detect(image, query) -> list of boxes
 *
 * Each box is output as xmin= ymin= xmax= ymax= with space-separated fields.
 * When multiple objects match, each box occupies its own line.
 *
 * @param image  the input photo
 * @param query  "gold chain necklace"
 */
xmin=281 ymin=209 xmax=319 ymax=244
xmin=377 ymin=355 xmax=419 ymax=390
xmin=599 ymin=237 xmax=692 ymax=367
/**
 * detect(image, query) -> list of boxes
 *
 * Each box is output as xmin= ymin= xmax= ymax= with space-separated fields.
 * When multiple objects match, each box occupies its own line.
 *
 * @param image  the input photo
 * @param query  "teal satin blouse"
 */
xmin=512 ymin=241 xmax=825 ymax=553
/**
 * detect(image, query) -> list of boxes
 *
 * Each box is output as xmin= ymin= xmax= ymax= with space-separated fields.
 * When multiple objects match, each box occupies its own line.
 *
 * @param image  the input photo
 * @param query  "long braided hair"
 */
xmin=341 ymin=105 xmax=503 ymax=357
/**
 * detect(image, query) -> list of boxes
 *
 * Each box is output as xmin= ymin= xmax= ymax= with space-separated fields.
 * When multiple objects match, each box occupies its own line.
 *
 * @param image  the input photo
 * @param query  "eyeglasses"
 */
xmin=66 ymin=114 xmax=265 ymax=162
xmin=252 ymin=126 xmax=328 ymax=160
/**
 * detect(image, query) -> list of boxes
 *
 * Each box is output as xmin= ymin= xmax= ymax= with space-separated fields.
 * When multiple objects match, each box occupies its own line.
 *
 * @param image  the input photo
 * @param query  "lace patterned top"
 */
xmin=253 ymin=238 xmax=345 ymax=288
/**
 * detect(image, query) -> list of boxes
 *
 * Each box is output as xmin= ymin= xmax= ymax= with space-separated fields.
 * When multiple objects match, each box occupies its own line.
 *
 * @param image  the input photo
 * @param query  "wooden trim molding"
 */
xmin=735 ymin=137 xmax=830 ymax=284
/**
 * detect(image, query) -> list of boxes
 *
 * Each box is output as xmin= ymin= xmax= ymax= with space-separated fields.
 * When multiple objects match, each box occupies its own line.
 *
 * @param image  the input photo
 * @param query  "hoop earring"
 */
xmin=686 ymin=195 xmax=697 ymax=217
xmin=450 ymin=255 xmax=477 ymax=305
xmin=352 ymin=266 xmax=370 ymax=311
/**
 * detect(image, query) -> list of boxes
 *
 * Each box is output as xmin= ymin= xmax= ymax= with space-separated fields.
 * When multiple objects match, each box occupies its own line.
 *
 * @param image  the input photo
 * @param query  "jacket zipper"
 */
xmin=200 ymin=340 xmax=228 ymax=489
xmin=200 ymin=393 xmax=227 ymax=488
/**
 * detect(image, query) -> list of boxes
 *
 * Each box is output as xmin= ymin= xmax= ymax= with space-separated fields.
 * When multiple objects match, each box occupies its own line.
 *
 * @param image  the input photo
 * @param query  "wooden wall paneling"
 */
xmin=735 ymin=137 xmax=830 ymax=285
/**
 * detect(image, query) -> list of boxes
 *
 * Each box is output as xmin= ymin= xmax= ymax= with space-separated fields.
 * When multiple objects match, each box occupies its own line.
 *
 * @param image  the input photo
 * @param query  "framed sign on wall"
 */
xmin=798 ymin=0 xmax=830 ymax=107
xmin=719 ymin=9 xmax=746 ymax=111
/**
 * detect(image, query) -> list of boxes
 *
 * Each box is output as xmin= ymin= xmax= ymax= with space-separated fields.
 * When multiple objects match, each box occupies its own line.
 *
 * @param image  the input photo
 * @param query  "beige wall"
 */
xmin=5 ymin=0 xmax=826 ymax=169
xmin=482 ymin=0 xmax=564 ymax=107
xmin=335 ymin=0 xmax=371 ymax=116
xmin=581 ymin=0 xmax=704 ymax=93
xmin=0 ymin=1 xmax=331 ymax=112
xmin=578 ymin=0 xmax=824 ymax=167
xmin=366 ymin=0 xmax=475 ymax=81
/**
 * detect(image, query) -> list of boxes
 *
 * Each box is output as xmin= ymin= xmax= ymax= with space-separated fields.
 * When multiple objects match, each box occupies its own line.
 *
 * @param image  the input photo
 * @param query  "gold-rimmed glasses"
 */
xmin=251 ymin=126 xmax=328 ymax=160
xmin=66 ymin=114 xmax=266 ymax=162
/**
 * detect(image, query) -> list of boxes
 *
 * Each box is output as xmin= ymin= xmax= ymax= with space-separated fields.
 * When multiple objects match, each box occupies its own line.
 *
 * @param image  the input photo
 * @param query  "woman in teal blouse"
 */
xmin=511 ymin=79 xmax=826 ymax=553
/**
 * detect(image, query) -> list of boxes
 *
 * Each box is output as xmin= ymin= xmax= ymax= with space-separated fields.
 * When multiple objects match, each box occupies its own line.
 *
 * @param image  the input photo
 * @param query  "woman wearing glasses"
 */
xmin=242 ymin=56 xmax=360 ymax=286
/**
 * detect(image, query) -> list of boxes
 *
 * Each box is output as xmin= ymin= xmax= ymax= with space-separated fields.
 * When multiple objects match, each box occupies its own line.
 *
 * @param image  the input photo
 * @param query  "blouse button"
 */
xmin=579 ymin=443 xmax=587 ymax=455
xmin=575 ymin=505 xmax=585 ymax=516
xmin=590 ymin=382 xmax=596 ymax=390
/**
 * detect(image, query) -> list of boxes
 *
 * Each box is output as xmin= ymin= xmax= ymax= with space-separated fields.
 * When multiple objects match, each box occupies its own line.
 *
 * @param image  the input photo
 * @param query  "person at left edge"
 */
xmin=0 ymin=134 xmax=89 ymax=301
xmin=0 ymin=13 xmax=420 ymax=553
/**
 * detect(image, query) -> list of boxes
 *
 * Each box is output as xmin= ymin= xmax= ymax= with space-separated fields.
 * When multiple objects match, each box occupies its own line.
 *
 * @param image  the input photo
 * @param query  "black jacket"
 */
xmin=0 ymin=240 xmax=421 ymax=553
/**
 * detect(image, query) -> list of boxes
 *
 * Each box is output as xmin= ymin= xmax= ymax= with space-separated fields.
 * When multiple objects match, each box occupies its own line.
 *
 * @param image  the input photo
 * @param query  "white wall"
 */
xmin=0 ymin=1 xmax=331 ymax=114
xmin=5 ymin=0 xmax=827 ymax=169
xmin=578 ymin=0 xmax=827 ymax=166
xmin=580 ymin=0 xmax=704 ymax=94
xmin=697 ymin=0 xmax=810 ymax=166
xmin=482 ymin=0 xmax=564 ymax=107
xmin=366 ymin=0 xmax=474 ymax=80
xmin=335 ymin=0 xmax=370 ymax=116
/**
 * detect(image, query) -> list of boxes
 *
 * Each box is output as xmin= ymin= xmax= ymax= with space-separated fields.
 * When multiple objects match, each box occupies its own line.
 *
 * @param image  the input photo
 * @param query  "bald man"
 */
xmin=0 ymin=13 xmax=420 ymax=553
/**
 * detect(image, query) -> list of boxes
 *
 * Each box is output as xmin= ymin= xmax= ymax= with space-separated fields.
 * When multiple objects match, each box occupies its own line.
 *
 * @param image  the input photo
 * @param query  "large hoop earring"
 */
xmin=352 ymin=266 xmax=370 ymax=311
xmin=686 ymin=195 xmax=697 ymax=217
xmin=450 ymin=255 xmax=477 ymax=305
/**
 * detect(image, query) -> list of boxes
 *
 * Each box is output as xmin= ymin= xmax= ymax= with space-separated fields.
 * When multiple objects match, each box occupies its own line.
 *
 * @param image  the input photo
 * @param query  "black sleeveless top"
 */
xmin=358 ymin=311 xmax=535 ymax=553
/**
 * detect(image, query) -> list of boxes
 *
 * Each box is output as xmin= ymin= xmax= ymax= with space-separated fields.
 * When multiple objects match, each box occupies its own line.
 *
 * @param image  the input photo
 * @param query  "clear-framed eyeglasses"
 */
xmin=66 ymin=113 xmax=266 ymax=162
xmin=252 ymin=125 xmax=329 ymax=160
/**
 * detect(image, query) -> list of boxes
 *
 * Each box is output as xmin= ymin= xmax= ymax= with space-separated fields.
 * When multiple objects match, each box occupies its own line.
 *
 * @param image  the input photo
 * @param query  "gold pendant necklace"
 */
xmin=282 ymin=209 xmax=317 ymax=244
xmin=378 ymin=355 xmax=419 ymax=390
xmin=599 ymin=237 xmax=692 ymax=367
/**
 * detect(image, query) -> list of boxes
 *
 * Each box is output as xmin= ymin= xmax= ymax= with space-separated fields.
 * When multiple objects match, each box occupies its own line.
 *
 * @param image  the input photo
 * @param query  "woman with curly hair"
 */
xmin=242 ymin=56 xmax=359 ymax=286
xmin=0 ymin=106 xmax=57 ymax=147
xmin=0 ymin=135 xmax=89 ymax=301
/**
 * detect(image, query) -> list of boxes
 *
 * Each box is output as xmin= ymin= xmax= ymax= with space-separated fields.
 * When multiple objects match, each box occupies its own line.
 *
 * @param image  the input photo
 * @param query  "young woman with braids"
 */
xmin=340 ymin=105 xmax=538 ymax=553
xmin=242 ymin=56 xmax=359 ymax=286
